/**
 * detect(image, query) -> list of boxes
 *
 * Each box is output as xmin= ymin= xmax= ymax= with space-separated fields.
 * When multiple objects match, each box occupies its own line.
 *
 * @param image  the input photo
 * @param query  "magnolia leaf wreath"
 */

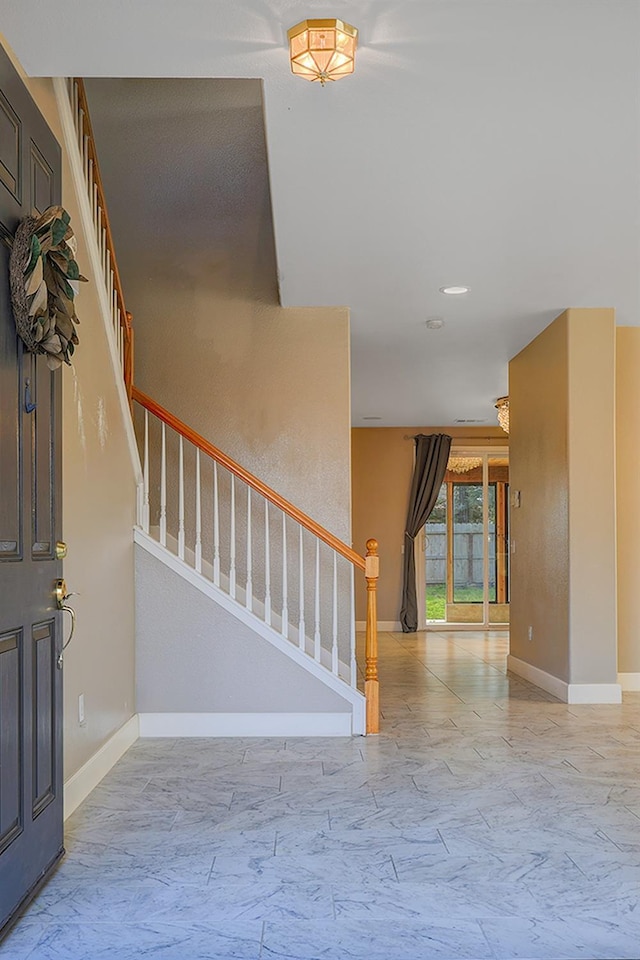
xmin=9 ymin=205 xmax=88 ymax=370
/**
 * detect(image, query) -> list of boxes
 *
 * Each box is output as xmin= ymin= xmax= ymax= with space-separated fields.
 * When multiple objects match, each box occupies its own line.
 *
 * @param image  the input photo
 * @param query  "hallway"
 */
xmin=4 ymin=632 xmax=640 ymax=960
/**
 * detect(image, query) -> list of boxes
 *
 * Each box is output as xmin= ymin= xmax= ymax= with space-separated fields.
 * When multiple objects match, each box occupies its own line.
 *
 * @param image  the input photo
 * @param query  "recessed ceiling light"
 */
xmin=425 ymin=318 xmax=445 ymax=330
xmin=362 ymin=416 xmax=382 ymax=421
xmin=439 ymin=285 xmax=470 ymax=295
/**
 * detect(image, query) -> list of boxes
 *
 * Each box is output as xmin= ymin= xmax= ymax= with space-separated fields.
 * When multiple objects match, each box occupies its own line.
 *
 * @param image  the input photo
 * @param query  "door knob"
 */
xmin=55 ymin=541 xmax=67 ymax=560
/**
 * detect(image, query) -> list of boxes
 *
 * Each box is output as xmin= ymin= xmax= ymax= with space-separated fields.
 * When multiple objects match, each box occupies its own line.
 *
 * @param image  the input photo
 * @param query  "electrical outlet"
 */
xmin=511 ymin=539 xmax=516 ymax=554
xmin=78 ymin=693 xmax=86 ymax=726
xmin=528 ymin=626 xmax=534 ymax=642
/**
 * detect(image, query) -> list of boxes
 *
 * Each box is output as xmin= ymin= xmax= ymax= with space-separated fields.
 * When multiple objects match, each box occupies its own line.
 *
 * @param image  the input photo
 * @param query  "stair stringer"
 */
xmin=134 ymin=527 xmax=366 ymax=735
xmin=149 ymin=526 xmax=354 ymax=682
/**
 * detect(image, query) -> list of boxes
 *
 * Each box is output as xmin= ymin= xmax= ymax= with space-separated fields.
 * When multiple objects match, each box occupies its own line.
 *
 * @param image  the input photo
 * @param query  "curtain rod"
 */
xmin=403 ymin=434 xmax=504 ymax=441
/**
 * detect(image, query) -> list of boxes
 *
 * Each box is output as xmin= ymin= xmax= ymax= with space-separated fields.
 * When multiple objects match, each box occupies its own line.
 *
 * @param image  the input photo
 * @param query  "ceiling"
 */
xmin=3 ymin=0 xmax=639 ymax=426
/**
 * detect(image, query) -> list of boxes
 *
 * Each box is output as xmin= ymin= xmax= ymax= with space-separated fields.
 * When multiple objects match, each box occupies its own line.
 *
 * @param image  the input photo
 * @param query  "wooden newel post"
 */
xmin=365 ymin=538 xmax=379 ymax=734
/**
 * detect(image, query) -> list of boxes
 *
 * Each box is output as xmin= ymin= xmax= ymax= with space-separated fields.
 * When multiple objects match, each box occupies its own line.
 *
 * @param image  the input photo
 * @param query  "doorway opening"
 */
xmin=417 ymin=449 xmax=509 ymax=630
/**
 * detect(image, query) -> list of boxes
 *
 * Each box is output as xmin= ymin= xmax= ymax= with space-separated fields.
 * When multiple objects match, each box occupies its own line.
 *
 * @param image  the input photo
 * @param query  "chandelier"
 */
xmin=287 ymin=19 xmax=358 ymax=85
xmin=447 ymin=456 xmax=483 ymax=474
xmin=495 ymin=397 xmax=509 ymax=434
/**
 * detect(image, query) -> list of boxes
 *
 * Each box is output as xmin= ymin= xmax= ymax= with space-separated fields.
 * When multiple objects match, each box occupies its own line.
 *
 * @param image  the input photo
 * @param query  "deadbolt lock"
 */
xmin=55 ymin=541 xmax=67 ymax=560
xmin=54 ymin=579 xmax=68 ymax=609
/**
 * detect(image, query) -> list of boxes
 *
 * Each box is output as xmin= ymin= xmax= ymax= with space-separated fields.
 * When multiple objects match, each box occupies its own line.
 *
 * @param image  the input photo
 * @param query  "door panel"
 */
xmin=31 ymin=353 xmax=57 ymax=559
xmin=30 ymin=143 xmax=55 ymax=215
xmin=0 ymin=89 xmax=21 ymax=201
xmin=0 ymin=313 xmax=22 ymax=557
xmin=0 ymin=630 xmax=22 ymax=854
xmin=0 ymin=43 xmax=63 ymax=935
xmin=32 ymin=620 xmax=56 ymax=818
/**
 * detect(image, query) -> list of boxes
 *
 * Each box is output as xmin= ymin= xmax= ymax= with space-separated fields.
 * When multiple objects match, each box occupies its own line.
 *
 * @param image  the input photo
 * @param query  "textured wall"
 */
xmin=351 ymin=426 xmax=508 ymax=622
xmin=509 ymin=313 xmax=570 ymax=680
xmin=135 ymin=546 xmax=352 ymax=715
xmin=616 ymin=327 xmax=640 ymax=674
xmin=11 ymin=62 xmax=138 ymax=778
xmin=510 ymin=308 xmax=617 ymax=686
xmin=567 ymin=309 xmax=617 ymax=683
xmin=86 ymin=78 xmax=351 ymax=544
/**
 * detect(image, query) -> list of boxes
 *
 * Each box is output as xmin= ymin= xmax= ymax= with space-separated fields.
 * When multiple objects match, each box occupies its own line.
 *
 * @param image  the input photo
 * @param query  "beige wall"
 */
xmin=509 ymin=313 xmax=570 ymax=679
xmin=351 ymin=427 xmax=508 ymax=622
xmin=510 ymin=308 xmax=617 ymax=686
xmin=85 ymin=77 xmax=352 ymax=545
xmin=5 ymin=50 xmax=139 ymax=779
xmin=616 ymin=327 xmax=640 ymax=676
xmin=136 ymin=302 xmax=352 ymax=544
xmin=567 ymin=309 xmax=617 ymax=682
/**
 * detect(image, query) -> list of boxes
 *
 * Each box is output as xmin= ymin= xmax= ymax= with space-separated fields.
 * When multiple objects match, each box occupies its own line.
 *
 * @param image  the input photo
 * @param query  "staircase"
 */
xmin=54 ymin=78 xmax=380 ymax=735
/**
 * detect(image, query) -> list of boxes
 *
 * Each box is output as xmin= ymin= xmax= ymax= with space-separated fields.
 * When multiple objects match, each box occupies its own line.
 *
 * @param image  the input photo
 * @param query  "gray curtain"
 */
xmin=399 ymin=433 xmax=452 ymax=633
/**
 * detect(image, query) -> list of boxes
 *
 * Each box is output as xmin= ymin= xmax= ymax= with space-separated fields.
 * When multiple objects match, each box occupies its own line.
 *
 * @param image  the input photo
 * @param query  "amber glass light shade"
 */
xmin=447 ymin=457 xmax=483 ymax=474
xmin=495 ymin=397 xmax=509 ymax=434
xmin=287 ymin=19 xmax=358 ymax=84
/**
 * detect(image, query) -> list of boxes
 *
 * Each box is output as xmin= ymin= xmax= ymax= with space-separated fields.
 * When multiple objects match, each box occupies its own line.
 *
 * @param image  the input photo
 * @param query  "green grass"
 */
xmin=426 ymin=583 xmax=484 ymax=621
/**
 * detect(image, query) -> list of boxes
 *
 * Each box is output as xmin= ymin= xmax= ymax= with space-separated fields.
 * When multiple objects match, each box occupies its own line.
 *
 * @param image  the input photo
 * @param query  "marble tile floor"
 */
xmin=3 ymin=630 xmax=640 ymax=960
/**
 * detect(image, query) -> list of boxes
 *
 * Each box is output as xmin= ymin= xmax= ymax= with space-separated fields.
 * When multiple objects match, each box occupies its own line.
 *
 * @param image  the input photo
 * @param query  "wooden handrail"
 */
xmin=74 ymin=78 xmax=134 ymax=402
xmin=132 ymin=385 xmax=366 ymax=572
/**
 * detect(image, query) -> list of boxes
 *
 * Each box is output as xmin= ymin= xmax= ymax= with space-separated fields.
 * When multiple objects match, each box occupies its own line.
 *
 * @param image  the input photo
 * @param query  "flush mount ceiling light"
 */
xmin=495 ymin=396 xmax=509 ymax=434
xmin=287 ymin=19 xmax=358 ymax=85
xmin=425 ymin=318 xmax=445 ymax=330
xmin=439 ymin=286 xmax=470 ymax=295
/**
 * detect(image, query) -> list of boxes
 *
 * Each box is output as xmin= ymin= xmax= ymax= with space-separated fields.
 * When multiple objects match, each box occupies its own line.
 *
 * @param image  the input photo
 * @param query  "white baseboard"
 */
xmin=567 ymin=683 xmax=622 ymax=704
xmin=507 ymin=655 xmax=568 ymax=700
xmin=508 ymin=656 xmax=622 ymax=703
xmin=64 ymin=715 xmax=139 ymax=819
xmin=138 ymin=712 xmax=355 ymax=738
xmin=356 ymin=620 xmax=401 ymax=632
xmin=618 ymin=672 xmax=640 ymax=691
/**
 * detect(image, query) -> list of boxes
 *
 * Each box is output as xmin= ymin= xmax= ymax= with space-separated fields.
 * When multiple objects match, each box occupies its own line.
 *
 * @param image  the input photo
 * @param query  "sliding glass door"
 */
xmin=423 ymin=450 xmax=509 ymax=629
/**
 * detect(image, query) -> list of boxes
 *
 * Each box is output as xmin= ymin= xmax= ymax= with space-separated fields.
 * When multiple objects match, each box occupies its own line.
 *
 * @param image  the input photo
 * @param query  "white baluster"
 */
xmin=246 ymin=487 xmax=252 ymax=611
xmin=213 ymin=461 xmax=220 ymax=587
xmin=314 ymin=539 xmax=321 ymax=661
xmin=264 ymin=500 xmax=271 ymax=626
xmin=108 ymin=262 xmax=114 ymax=316
xmin=159 ymin=422 xmax=167 ymax=547
xmin=142 ymin=409 xmax=150 ymax=533
xmin=93 ymin=183 xmax=99 ymax=236
xmin=298 ymin=527 xmax=305 ymax=650
xmin=88 ymin=160 xmax=94 ymax=219
xmin=195 ymin=448 xmax=202 ymax=573
xmin=102 ymin=229 xmax=108 ymax=278
xmin=281 ymin=513 xmax=288 ymax=639
xmin=350 ymin=565 xmax=357 ymax=687
xmin=113 ymin=292 xmax=119 ymax=337
xmin=77 ymin=108 xmax=84 ymax=153
xmin=72 ymin=82 xmax=79 ymax=134
xmin=83 ymin=135 xmax=90 ymax=185
xmin=332 ymin=552 xmax=339 ymax=675
xmin=178 ymin=436 xmax=185 ymax=561
xmin=230 ymin=474 xmax=236 ymax=598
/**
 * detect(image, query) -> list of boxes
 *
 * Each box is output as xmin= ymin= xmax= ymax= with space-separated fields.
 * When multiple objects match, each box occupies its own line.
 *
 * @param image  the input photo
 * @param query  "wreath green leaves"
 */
xmin=9 ymin=205 xmax=88 ymax=370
